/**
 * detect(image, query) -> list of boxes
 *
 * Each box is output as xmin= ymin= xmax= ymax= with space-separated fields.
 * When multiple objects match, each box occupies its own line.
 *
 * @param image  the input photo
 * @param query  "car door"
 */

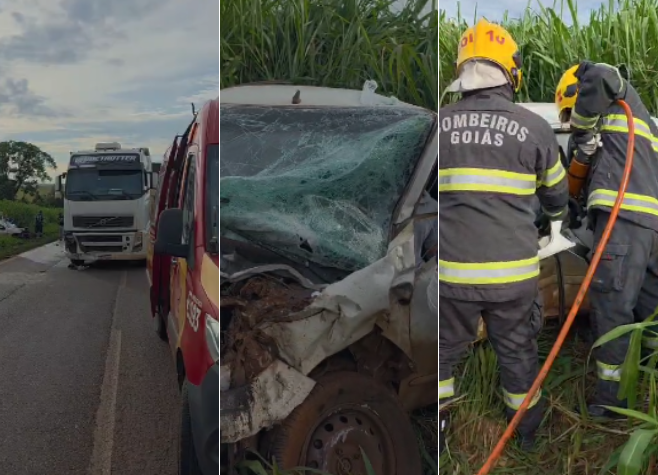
xmin=169 ymin=152 xmax=198 ymax=351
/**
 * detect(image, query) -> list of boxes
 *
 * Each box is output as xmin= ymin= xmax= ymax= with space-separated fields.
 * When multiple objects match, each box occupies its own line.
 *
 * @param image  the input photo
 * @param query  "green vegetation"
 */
xmin=0 ymin=200 xmax=60 ymax=259
xmin=439 ymin=0 xmax=658 ymax=473
xmin=439 ymin=0 xmax=658 ymax=114
xmin=221 ymin=0 xmax=437 ymax=111
xmin=0 ymin=141 xmax=57 ymax=201
xmin=220 ymin=0 xmax=437 ymax=473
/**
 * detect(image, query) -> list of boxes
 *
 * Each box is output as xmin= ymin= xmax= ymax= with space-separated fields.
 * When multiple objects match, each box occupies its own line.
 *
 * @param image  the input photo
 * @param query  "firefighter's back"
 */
xmin=590 ymin=79 xmax=658 ymax=232
xmin=439 ymin=89 xmax=556 ymax=302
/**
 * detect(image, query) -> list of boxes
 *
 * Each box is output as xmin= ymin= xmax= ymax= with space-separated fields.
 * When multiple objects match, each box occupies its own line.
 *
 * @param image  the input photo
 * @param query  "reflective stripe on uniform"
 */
xmin=438 ymin=168 xmax=536 ymax=195
xmin=570 ymin=110 xmax=600 ymax=130
xmin=597 ymin=361 xmax=622 ymax=382
xmin=502 ymin=388 xmax=542 ymax=411
xmin=600 ymin=114 xmax=658 ymax=153
xmin=542 ymin=206 xmax=563 ymax=218
xmin=439 ymin=378 xmax=455 ymax=400
xmin=588 ymin=189 xmax=658 ymax=217
xmin=438 ymin=256 xmax=540 ymax=285
xmin=539 ymin=159 xmax=567 ymax=188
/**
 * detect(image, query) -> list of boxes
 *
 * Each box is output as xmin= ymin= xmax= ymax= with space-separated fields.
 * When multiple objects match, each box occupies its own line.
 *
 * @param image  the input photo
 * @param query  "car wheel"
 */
xmin=263 ymin=371 xmax=422 ymax=475
xmin=71 ymin=259 xmax=84 ymax=267
xmin=154 ymin=310 xmax=168 ymax=342
xmin=180 ymin=381 xmax=203 ymax=475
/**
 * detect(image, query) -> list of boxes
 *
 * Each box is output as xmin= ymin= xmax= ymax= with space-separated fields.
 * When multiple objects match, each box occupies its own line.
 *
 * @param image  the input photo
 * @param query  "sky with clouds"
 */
xmin=0 ymin=0 xmax=218 ymax=177
xmin=440 ymin=0 xmax=605 ymax=23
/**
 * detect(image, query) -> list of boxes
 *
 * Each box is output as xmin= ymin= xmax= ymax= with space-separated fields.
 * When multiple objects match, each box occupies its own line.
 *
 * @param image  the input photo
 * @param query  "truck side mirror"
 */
xmin=54 ymin=174 xmax=63 ymax=199
xmin=155 ymin=208 xmax=187 ymax=257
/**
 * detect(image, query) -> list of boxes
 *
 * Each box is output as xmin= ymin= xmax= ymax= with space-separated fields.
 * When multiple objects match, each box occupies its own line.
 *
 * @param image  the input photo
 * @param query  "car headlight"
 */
xmin=205 ymin=315 xmax=219 ymax=363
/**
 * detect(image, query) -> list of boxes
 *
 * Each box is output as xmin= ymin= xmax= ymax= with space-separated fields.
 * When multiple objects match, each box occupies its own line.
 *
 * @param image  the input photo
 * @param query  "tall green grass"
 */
xmin=221 ymin=0 xmax=438 ymax=111
xmin=440 ymin=0 xmax=658 ymax=114
xmin=0 ymin=200 xmax=60 ymax=258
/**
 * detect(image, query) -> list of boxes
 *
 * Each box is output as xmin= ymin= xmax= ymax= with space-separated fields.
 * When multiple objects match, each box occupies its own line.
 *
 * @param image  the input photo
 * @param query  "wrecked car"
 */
xmin=220 ymin=83 xmax=437 ymax=474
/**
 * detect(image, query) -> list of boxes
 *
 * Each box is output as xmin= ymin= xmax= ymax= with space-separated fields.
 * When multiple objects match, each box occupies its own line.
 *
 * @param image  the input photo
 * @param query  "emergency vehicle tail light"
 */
xmin=205 ymin=315 xmax=219 ymax=363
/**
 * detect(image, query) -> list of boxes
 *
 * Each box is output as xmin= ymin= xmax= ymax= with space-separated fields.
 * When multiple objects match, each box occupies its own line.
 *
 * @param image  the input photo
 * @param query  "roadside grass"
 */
xmin=0 ymin=200 xmax=61 ymax=260
xmin=0 ymin=231 xmax=59 ymax=260
xmin=439 ymin=319 xmax=652 ymax=475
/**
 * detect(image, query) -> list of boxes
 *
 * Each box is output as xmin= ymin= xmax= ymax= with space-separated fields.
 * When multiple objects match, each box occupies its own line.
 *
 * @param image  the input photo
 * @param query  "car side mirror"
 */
xmin=155 ymin=208 xmax=187 ymax=257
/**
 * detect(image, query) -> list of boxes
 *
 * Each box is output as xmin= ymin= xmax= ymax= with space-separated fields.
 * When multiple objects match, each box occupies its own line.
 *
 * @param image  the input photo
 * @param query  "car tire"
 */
xmin=263 ymin=371 xmax=422 ymax=475
xmin=71 ymin=259 xmax=84 ymax=267
xmin=180 ymin=381 xmax=203 ymax=475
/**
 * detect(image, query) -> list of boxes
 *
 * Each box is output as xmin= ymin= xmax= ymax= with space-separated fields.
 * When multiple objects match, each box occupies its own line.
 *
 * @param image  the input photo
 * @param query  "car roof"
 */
xmin=220 ymin=84 xmax=424 ymax=110
xmin=517 ymin=102 xmax=566 ymax=130
xmin=518 ymin=102 xmax=658 ymax=130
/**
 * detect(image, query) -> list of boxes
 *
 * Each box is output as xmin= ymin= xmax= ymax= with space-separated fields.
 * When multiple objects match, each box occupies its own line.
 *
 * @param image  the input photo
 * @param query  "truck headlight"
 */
xmin=205 ymin=315 xmax=219 ymax=363
xmin=134 ymin=232 xmax=143 ymax=246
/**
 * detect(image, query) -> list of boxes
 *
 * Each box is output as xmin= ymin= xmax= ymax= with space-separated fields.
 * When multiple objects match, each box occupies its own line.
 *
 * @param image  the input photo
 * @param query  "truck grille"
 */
xmin=79 ymin=235 xmax=123 ymax=243
xmin=72 ymin=216 xmax=134 ymax=229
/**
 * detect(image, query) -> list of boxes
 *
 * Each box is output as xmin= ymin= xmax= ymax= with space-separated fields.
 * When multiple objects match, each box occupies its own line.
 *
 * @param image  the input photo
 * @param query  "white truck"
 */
xmin=55 ymin=142 xmax=160 ymax=266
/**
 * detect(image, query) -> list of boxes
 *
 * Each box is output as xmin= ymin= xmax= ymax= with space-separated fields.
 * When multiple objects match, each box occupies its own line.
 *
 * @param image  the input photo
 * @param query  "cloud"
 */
xmin=0 ymin=0 xmax=219 ymax=175
xmin=0 ymin=78 xmax=60 ymax=117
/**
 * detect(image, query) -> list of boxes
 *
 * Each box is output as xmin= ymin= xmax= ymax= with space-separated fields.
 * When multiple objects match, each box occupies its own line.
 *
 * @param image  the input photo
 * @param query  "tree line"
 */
xmin=0 ymin=140 xmax=60 ymax=207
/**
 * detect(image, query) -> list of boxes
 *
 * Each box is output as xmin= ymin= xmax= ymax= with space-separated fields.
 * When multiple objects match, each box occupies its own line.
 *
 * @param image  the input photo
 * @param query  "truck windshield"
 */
xmin=65 ymin=169 xmax=144 ymax=201
xmin=207 ymin=144 xmax=218 ymax=253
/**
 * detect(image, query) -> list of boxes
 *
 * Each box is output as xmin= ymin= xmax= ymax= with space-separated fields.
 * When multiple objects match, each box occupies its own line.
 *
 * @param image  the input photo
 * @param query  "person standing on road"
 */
xmin=555 ymin=62 xmax=658 ymax=418
xmin=58 ymin=212 xmax=64 ymax=242
xmin=438 ymin=19 xmax=569 ymax=454
xmin=35 ymin=211 xmax=44 ymax=238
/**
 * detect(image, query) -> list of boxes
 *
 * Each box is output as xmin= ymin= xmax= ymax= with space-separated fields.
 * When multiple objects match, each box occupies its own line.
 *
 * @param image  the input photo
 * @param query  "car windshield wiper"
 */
xmin=67 ymin=190 xmax=99 ymax=200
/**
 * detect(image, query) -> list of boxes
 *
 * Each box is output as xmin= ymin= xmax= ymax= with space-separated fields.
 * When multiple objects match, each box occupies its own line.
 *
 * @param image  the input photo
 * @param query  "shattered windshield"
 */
xmin=207 ymin=144 xmax=219 ymax=253
xmin=220 ymin=105 xmax=435 ymax=271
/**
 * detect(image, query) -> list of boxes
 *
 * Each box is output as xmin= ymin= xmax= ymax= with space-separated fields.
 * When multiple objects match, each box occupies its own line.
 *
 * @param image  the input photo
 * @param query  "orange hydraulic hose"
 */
xmin=477 ymin=99 xmax=636 ymax=475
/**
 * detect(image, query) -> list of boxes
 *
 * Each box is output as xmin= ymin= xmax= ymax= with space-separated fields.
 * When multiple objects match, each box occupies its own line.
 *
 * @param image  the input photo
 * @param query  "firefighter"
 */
xmin=439 ymin=19 xmax=569 ymax=454
xmin=555 ymin=62 xmax=658 ymax=418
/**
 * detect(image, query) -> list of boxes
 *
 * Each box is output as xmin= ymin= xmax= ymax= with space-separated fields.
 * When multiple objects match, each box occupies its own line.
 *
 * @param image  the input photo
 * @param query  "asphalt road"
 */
xmin=0 ymin=243 xmax=180 ymax=475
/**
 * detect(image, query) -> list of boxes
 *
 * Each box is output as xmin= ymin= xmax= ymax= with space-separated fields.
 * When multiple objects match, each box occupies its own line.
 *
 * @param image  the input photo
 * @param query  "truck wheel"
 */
xmin=71 ymin=259 xmax=84 ymax=267
xmin=179 ymin=381 xmax=203 ymax=475
xmin=154 ymin=311 xmax=168 ymax=342
xmin=263 ymin=371 xmax=422 ymax=475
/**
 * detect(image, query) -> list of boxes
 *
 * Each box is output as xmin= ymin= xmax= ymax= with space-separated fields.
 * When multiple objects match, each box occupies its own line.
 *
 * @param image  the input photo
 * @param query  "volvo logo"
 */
xmin=88 ymin=217 xmax=118 ymax=228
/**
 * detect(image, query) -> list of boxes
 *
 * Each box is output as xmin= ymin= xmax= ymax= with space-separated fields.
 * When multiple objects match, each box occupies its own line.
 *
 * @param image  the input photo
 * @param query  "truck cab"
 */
xmin=56 ymin=142 xmax=160 ymax=266
xmin=148 ymin=99 xmax=219 ymax=475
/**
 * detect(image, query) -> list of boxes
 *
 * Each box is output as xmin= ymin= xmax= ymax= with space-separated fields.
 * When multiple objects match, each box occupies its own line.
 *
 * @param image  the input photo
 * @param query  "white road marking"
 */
xmin=87 ymin=270 xmax=125 ymax=475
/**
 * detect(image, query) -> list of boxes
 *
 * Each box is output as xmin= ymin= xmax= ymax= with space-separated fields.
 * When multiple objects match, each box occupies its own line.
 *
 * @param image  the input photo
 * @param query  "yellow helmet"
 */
xmin=555 ymin=64 xmax=580 ymax=122
xmin=456 ymin=19 xmax=523 ymax=92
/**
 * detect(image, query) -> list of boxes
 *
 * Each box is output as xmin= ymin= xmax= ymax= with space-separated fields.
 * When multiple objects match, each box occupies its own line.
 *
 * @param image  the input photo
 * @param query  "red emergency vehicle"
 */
xmin=147 ymin=98 xmax=219 ymax=475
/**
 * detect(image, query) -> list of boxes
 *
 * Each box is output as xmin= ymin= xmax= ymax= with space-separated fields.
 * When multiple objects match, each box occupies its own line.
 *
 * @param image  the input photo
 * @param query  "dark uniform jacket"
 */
xmin=439 ymin=86 xmax=569 ymax=302
xmin=570 ymin=61 xmax=658 ymax=233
